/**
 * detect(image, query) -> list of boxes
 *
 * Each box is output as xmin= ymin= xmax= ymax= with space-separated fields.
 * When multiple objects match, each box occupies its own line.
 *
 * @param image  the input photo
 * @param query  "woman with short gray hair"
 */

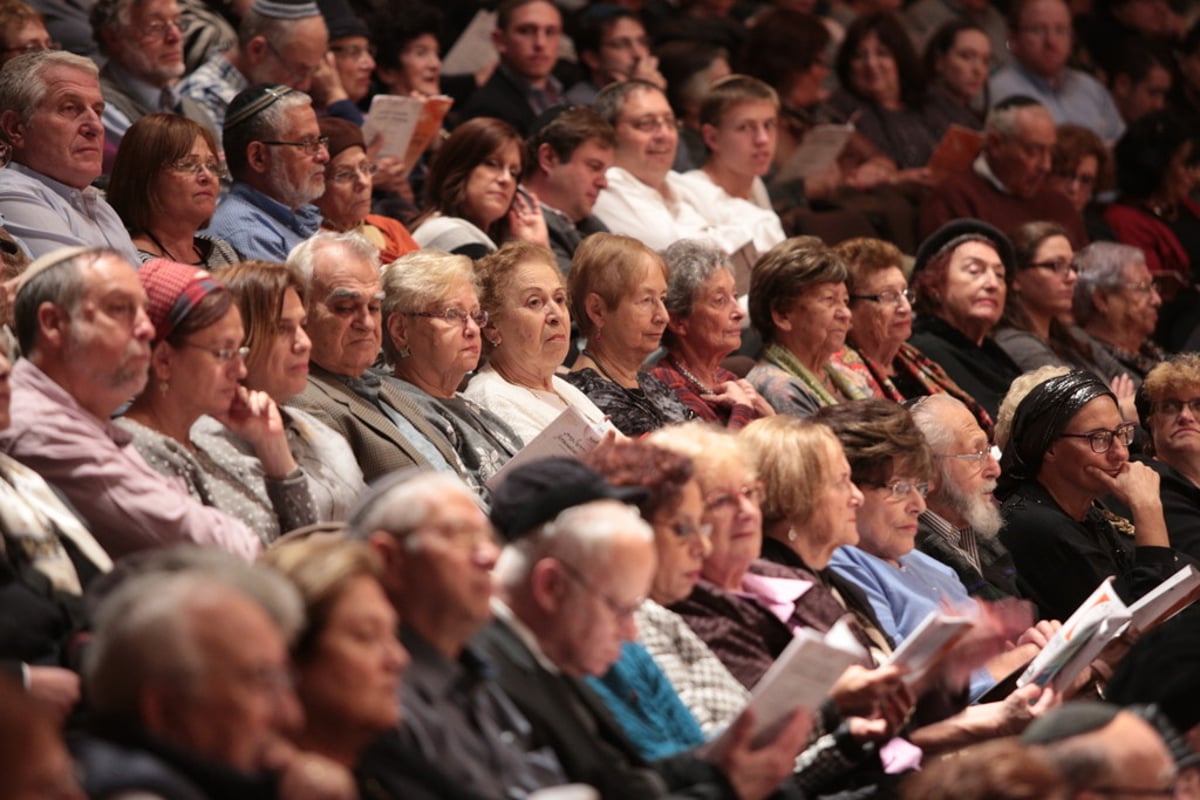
xmin=650 ymin=239 xmax=774 ymax=429
xmin=1073 ymin=242 xmax=1165 ymax=382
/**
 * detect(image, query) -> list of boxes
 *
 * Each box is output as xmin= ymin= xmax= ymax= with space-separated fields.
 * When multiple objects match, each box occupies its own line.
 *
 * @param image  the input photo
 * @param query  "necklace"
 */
xmin=146 ymin=231 xmax=205 ymax=266
xmin=666 ymin=354 xmax=713 ymax=394
xmin=579 ymin=349 xmax=666 ymax=428
xmin=581 ymin=349 xmax=638 ymax=389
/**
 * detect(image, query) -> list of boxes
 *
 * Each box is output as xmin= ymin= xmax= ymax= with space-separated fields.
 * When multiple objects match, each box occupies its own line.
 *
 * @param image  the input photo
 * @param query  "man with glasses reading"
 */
xmin=90 ymin=0 xmax=217 ymax=172
xmin=910 ymin=394 xmax=1024 ymax=602
xmin=179 ymin=0 xmax=327 ymax=129
xmin=205 ymin=83 xmax=327 ymax=260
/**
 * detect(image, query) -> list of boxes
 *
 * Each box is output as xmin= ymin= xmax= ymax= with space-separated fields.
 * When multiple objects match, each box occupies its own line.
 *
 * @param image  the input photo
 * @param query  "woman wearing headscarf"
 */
xmin=997 ymin=370 xmax=1180 ymax=621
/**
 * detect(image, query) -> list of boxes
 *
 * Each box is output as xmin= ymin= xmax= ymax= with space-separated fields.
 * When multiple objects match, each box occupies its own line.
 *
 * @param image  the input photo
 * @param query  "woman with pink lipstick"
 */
xmin=108 ymin=113 xmax=238 ymax=268
xmin=466 ymin=241 xmax=609 ymax=444
xmin=746 ymin=238 xmax=873 ymax=419
xmin=998 ymin=370 xmax=1180 ymax=622
xmin=381 ymin=249 xmax=523 ymax=493
xmin=263 ymin=537 xmax=410 ymax=777
xmin=652 ymin=239 xmax=774 ymax=429
xmin=566 ymin=233 xmax=694 ymax=436
xmin=117 ymin=259 xmax=318 ymax=544
xmin=834 ymin=236 xmax=995 ymax=437
xmin=215 ymin=260 xmax=366 ymax=521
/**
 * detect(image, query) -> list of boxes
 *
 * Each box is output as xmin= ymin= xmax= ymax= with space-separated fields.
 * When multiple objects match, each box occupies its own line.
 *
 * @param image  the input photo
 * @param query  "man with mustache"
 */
xmin=910 ymin=394 xmax=1024 ymax=601
xmin=205 ymin=83 xmax=327 ymax=261
xmin=0 ymin=51 xmax=138 ymax=261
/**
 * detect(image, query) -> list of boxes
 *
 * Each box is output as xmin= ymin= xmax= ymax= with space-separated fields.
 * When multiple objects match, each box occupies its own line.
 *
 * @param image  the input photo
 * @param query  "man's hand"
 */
xmin=26 ymin=666 xmax=80 ymax=718
xmin=714 ymin=708 xmax=812 ymax=800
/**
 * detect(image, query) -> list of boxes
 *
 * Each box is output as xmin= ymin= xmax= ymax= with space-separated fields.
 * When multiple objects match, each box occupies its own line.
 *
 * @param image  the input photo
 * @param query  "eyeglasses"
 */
xmin=329 ymin=162 xmax=378 ymax=184
xmin=1053 ymin=169 xmax=1097 ymax=188
xmin=265 ymin=39 xmax=322 ymax=82
xmin=557 ymin=558 xmax=644 ymax=621
xmin=704 ymin=483 xmax=763 ymax=514
xmin=1155 ymin=397 xmax=1200 ymax=416
xmin=329 ymin=42 xmax=377 ymax=60
xmin=1027 ymin=257 xmax=1078 ymax=276
xmin=168 ymin=157 xmax=228 ymax=179
xmin=181 ymin=342 xmax=250 ymax=362
xmin=1123 ymin=281 xmax=1156 ymax=296
xmin=416 ymin=521 xmax=499 ymax=552
xmin=1058 ymin=421 xmax=1137 ymax=453
xmin=669 ymin=521 xmax=713 ymax=541
xmin=0 ymin=39 xmax=60 ymax=55
xmin=851 ymin=289 xmax=914 ymax=307
xmin=935 ymin=448 xmax=991 ymax=464
xmin=404 ymin=308 xmax=489 ymax=328
xmin=622 ymin=113 xmax=677 ymax=133
xmin=864 ymin=479 xmax=930 ymax=500
xmin=260 ymin=136 xmax=329 ymax=156
xmin=138 ymin=15 xmax=188 ymax=40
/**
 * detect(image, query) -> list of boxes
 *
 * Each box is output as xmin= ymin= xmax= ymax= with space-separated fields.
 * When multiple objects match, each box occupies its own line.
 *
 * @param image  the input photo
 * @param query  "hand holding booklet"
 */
xmin=485 ymin=406 xmax=615 ymax=489
xmin=884 ymin=609 xmax=975 ymax=686
xmin=362 ymin=94 xmax=454 ymax=177
xmin=701 ymin=619 xmax=865 ymax=759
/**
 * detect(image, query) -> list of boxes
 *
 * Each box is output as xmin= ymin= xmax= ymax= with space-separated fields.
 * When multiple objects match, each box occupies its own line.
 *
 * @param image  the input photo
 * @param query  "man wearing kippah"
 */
xmin=178 ymin=0 xmax=327 ymax=129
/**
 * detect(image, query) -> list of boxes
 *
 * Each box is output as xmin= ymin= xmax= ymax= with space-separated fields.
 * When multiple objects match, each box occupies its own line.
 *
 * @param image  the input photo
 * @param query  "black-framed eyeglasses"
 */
xmin=260 ymin=136 xmax=329 ymax=156
xmin=1156 ymin=397 xmax=1200 ymax=417
xmin=181 ymin=343 xmax=250 ymax=362
xmin=1027 ymin=256 xmax=1078 ymax=276
xmin=404 ymin=308 xmax=488 ymax=328
xmin=1058 ymin=421 xmax=1137 ymax=453
xmin=850 ymin=289 xmax=914 ymax=307
xmin=557 ymin=558 xmax=644 ymax=620
xmin=863 ymin=479 xmax=930 ymax=500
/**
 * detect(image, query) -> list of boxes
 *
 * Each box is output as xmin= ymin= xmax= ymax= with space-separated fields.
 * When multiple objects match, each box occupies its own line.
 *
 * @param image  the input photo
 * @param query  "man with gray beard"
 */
xmin=204 ymin=83 xmax=327 ymax=261
xmin=910 ymin=394 xmax=1024 ymax=601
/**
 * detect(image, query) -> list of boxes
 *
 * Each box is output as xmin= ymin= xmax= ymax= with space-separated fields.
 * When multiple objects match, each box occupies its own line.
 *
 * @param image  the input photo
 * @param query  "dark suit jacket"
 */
xmin=542 ymin=204 xmax=608 ymax=275
xmin=286 ymin=365 xmax=459 ymax=483
xmin=455 ymin=67 xmax=538 ymax=136
xmin=915 ymin=513 xmax=1022 ymax=603
xmin=473 ymin=618 xmax=741 ymax=800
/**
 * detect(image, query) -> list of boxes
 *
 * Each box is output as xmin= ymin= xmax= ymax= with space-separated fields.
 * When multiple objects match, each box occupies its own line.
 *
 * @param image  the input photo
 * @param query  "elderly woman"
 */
xmin=834 ymin=236 xmax=995 ymax=434
xmin=315 ymin=117 xmax=419 ymax=264
xmin=117 ymin=260 xmax=317 ymax=544
xmin=107 ymin=113 xmax=238 ymax=267
xmin=262 ymin=537 xmax=409 ymax=780
xmin=465 ymin=241 xmax=608 ymax=444
xmin=566 ymin=233 xmax=693 ymax=436
xmin=746 ymin=238 xmax=872 ymax=418
xmin=909 ymin=220 xmax=1021 ymax=420
xmin=997 ymin=370 xmax=1180 ymax=622
xmin=1073 ymin=242 xmax=1165 ymax=383
xmin=650 ymin=240 xmax=773 ymax=429
xmin=411 ymin=117 xmax=547 ymax=257
xmin=993 ymin=223 xmax=1131 ymax=404
xmin=214 ymin=261 xmax=365 ymax=521
xmin=382 ymin=249 xmax=523 ymax=491
xmin=1134 ymin=355 xmax=1200 ymax=562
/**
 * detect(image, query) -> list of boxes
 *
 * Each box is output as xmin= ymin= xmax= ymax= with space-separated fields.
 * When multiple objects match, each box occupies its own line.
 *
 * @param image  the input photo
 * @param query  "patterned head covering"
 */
xmin=139 ymin=258 xmax=224 ymax=344
xmin=997 ymin=370 xmax=1114 ymax=497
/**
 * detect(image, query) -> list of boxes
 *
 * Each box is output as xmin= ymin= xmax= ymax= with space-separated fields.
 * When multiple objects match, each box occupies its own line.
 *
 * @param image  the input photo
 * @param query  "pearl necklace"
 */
xmin=666 ymin=354 xmax=713 ymax=394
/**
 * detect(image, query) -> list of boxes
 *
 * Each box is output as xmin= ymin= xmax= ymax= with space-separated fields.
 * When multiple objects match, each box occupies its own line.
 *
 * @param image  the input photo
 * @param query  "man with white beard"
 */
xmin=910 ymin=394 xmax=1024 ymax=601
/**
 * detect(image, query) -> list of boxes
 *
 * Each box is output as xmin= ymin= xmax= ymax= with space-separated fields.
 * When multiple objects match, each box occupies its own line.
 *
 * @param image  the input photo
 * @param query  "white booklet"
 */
xmin=885 ymin=609 xmax=975 ymax=685
xmin=1127 ymin=564 xmax=1200 ymax=633
xmin=1017 ymin=578 xmax=1129 ymax=693
xmin=775 ymin=123 xmax=855 ymax=183
xmin=486 ymin=406 xmax=613 ymax=489
xmin=702 ymin=619 xmax=866 ymax=759
xmin=442 ymin=9 xmax=498 ymax=76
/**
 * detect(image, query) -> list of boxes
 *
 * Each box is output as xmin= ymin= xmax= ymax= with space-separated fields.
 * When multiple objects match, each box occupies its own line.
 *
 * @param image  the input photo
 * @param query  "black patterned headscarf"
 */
xmin=997 ymin=370 xmax=1115 ymax=498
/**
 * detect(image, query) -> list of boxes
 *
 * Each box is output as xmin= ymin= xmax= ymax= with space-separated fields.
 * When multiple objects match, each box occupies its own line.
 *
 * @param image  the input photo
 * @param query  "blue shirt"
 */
xmin=203 ymin=182 xmax=322 ymax=262
xmin=829 ymin=545 xmax=995 ymax=700
xmin=989 ymin=62 xmax=1125 ymax=143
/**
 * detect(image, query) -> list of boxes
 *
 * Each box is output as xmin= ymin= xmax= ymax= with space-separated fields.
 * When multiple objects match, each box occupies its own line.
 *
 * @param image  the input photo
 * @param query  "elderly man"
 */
xmin=919 ymin=95 xmax=1087 ymax=245
xmin=0 ymin=247 xmax=260 ymax=559
xmin=1021 ymin=702 xmax=1177 ymax=798
xmin=204 ymin=84 xmax=326 ymax=261
xmin=74 ymin=556 xmax=356 ymax=798
xmin=286 ymin=232 xmax=460 ymax=483
xmin=989 ymin=0 xmax=1124 ymax=143
xmin=178 ymin=0 xmax=328 ymax=129
xmin=349 ymin=470 xmax=568 ymax=798
xmin=910 ymin=394 xmax=1023 ymax=601
xmin=591 ymin=79 xmax=783 ymax=255
xmin=1073 ymin=242 xmax=1165 ymax=381
xmin=90 ymin=0 xmax=218 ymax=171
xmin=457 ymin=0 xmax=564 ymax=135
xmin=523 ymin=106 xmax=614 ymax=273
xmin=478 ymin=457 xmax=810 ymax=800
xmin=0 ymin=52 xmax=138 ymax=261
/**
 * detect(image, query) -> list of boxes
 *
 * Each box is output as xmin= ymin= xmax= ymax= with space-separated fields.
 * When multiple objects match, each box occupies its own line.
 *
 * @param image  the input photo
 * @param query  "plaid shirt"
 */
xmin=178 ymin=52 xmax=247 ymax=130
xmin=650 ymin=359 xmax=761 ymax=431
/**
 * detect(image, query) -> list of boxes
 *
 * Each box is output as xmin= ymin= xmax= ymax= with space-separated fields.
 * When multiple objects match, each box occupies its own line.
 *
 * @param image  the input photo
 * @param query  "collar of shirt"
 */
xmin=227 ymin=182 xmax=323 ymax=236
xmin=13 ymin=358 xmax=133 ymax=445
xmin=490 ymin=596 xmax=561 ymax=675
xmin=973 ymin=151 xmax=1011 ymax=195
xmin=740 ymin=571 xmax=815 ymax=630
xmin=8 ymin=161 xmax=99 ymax=212
xmin=499 ymin=63 xmax=563 ymax=108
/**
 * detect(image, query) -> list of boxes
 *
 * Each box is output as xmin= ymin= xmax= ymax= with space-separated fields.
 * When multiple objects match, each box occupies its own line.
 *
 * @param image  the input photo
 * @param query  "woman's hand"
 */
xmin=844 ymin=157 xmax=896 ymax=190
xmin=708 ymin=379 xmax=775 ymax=417
xmin=1111 ymin=373 xmax=1138 ymax=424
xmin=306 ymin=52 xmax=349 ymax=110
xmin=219 ymin=387 xmax=298 ymax=479
xmin=892 ymin=166 xmax=934 ymax=186
xmin=508 ymin=189 xmax=550 ymax=247
xmin=830 ymin=664 xmax=908 ymax=717
xmin=989 ymin=683 xmax=1059 ymax=737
